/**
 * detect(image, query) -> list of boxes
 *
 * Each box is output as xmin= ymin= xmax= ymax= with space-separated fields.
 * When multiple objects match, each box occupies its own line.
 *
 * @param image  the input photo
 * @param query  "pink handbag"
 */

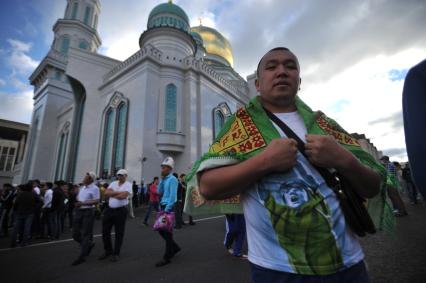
xmin=153 ymin=211 xmax=175 ymax=232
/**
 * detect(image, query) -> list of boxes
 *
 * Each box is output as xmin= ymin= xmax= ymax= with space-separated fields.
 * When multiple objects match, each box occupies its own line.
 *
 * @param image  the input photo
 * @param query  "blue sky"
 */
xmin=1 ymin=0 xmax=425 ymax=161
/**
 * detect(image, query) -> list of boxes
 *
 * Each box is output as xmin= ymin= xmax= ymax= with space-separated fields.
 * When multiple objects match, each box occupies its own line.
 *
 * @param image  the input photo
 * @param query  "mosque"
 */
xmin=18 ymin=0 xmax=259 ymax=183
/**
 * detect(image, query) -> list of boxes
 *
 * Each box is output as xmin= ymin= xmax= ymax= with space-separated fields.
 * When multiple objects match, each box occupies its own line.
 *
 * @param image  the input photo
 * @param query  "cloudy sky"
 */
xmin=0 ymin=0 xmax=425 ymax=161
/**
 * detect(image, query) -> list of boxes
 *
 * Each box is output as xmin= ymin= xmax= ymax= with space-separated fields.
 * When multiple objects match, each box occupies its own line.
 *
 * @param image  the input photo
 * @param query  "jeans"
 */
xmin=10 ymin=214 xmax=34 ymax=246
xmin=250 ymin=261 xmax=371 ymax=283
xmin=158 ymin=204 xmax=179 ymax=260
xmin=72 ymin=208 xmax=95 ymax=258
xmin=102 ymin=206 xmax=127 ymax=255
xmin=143 ymin=202 xmax=159 ymax=223
xmin=224 ymin=214 xmax=246 ymax=256
xmin=1 ymin=208 xmax=12 ymax=236
xmin=174 ymin=201 xmax=184 ymax=227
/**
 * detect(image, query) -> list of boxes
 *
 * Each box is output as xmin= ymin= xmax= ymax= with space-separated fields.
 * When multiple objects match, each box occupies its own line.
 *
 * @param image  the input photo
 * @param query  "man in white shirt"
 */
xmin=71 ymin=172 xmax=100 ymax=266
xmin=41 ymin=182 xmax=54 ymax=239
xmin=98 ymin=169 xmax=132 ymax=262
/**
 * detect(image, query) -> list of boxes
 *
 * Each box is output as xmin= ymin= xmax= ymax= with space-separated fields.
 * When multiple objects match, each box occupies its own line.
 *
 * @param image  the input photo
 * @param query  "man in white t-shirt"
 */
xmin=98 ymin=169 xmax=132 ymax=262
xmin=198 ymin=47 xmax=383 ymax=282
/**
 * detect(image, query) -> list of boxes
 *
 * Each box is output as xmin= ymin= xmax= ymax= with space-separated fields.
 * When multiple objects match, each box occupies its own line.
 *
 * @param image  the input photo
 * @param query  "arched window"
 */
xmin=83 ymin=6 xmax=92 ymax=25
xmin=60 ymin=36 xmax=70 ymax=54
xmin=71 ymin=2 xmax=78 ymax=19
xmin=164 ymin=84 xmax=177 ymax=132
xmin=114 ymin=103 xmax=128 ymax=171
xmin=93 ymin=14 xmax=98 ymax=29
xmin=54 ymin=123 xmax=70 ymax=180
xmin=212 ymin=102 xmax=231 ymax=141
xmin=213 ymin=110 xmax=225 ymax=139
xmin=79 ymin=40 xmax=88 ymax=50
xmin=100 ymin=92 xmax=129 ymax=178
xmin=101 ymin=109 xmax=115 ymax=177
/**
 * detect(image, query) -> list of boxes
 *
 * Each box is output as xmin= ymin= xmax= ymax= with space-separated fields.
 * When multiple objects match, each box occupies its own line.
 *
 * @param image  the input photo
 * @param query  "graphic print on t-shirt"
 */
xmin=257 ymin=159 xmax=343 ymax=275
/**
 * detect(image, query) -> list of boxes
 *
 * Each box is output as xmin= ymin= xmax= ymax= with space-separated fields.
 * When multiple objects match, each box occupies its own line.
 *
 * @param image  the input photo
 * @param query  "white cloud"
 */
xmin=6 ymin=39 xmax=39 ymax=75
xmin=300 ymin=49 xmax=426 ymax=161
xmin=0 ymin=79 xmax=6 ymax=87
xmin=0 ymin=90 xmax=33 ymax=124
xmin=7 ymin=39 xmax=32 ymax=52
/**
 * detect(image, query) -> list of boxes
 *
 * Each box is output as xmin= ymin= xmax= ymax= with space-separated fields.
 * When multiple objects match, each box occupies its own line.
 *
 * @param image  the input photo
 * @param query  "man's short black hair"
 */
xmin=380 ymin=155 xmax=390 ymax=161
xmin=256 ymin=47 xmax=291 ymax=77
xmin=3 ymin=183 xmax=13 ymax=189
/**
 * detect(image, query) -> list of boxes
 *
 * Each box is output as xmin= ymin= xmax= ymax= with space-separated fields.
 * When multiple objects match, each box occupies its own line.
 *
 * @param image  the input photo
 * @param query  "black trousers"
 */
xmin=102 ymin=206 xmax=127 ymax=255
xmin=72 ymin=208 xmax=95 ymax=258
xmin=158 ymin=205 xmax=180 ymax=260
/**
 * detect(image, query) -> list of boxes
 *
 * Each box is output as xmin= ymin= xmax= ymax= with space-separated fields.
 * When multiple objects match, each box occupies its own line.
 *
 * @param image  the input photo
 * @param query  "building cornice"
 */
xmin=100 ymin=43 xmax=249 ymax=103
xmin=53 ymin=19 xmax=102 ymax=47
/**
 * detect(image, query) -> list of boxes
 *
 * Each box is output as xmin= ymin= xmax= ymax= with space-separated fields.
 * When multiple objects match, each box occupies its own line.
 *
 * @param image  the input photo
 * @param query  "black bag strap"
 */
xmin=263 ymin=107 xmax=338 ymax=187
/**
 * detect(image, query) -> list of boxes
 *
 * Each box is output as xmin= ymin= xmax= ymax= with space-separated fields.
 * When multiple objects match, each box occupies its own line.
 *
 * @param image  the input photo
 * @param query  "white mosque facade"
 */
xmin=19 ymin=0 xmax=258 ymax=183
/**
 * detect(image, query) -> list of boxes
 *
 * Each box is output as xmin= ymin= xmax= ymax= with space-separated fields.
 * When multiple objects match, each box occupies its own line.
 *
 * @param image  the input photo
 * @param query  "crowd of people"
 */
xmin=0 ymin=156 xmax=206 ymax=267
xmin=380 ymin=156 xmax=422 ymax=217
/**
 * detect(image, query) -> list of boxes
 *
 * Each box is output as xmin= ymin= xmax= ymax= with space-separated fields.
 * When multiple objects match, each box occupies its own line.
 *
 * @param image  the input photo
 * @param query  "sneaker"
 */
xmin=189 ymin=221 xmax=196 ymax=226
xmin=155 ymin=259 xmax=171 ymax=267
xmin=98 ymin=253 xmax=112 ymax=260
xmin=110 ymin=255 xmax=119 ymax=262
xmin=71 ymin=257 xmax=86 ymax=266
xmin=227 ymin=248 xmax=234 ymax=255
xmin=234 ymin=254 xmax=248 ymax=260
xmin=143 ymin=221 xmax=148 ymax=226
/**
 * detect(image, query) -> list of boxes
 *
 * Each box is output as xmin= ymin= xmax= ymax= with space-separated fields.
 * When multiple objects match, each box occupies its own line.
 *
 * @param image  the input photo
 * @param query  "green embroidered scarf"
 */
xmin=184 ymin=96 xmax=395 ymax=232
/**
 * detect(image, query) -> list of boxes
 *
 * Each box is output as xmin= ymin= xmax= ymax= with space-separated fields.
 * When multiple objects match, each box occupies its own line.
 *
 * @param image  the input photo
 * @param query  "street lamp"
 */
xmin=140 ymin=156 xmax=147 ymax=181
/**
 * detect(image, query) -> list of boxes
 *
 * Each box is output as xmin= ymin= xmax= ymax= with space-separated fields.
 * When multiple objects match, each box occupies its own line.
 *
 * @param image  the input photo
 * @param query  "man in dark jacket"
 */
xmin=51 ymin=181 xmax=66 ymax=239
xmin=11 ymin=182 xmax=39 ymax=247
xmin=1 ymin=183 xmax=16 ymax=236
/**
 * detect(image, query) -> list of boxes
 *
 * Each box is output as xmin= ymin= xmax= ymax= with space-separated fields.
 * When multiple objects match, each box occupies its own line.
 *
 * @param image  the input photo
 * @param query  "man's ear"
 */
xmin=255 ymin=79 xmax=260 ymax=92
xmin=299 ymin=77 xmax=302 ymax=90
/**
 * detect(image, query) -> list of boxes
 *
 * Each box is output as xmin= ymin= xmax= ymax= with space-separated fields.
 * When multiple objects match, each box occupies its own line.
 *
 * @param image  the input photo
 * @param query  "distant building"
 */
xmin=351 ymin=133 xmax=382 ymax=161
xmin=0 ymin=119 xmax=29 ymax=186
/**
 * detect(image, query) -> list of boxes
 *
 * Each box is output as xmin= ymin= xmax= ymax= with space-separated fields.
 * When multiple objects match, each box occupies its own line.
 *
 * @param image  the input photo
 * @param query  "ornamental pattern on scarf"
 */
xmin=316 ymin=113 xmax=360 ymax=146
xmin=211 ymin=108 xmax=267 ymax=154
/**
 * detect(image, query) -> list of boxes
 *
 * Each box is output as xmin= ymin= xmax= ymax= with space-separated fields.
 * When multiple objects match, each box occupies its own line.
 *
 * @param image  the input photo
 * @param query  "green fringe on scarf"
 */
xmin=184 ymin=96 xmax=395 ymax=233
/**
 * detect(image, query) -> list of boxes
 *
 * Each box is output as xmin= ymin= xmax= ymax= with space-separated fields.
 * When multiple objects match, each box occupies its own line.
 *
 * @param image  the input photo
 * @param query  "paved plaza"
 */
xmin=0 ymin=199 xmax=425 ymax=283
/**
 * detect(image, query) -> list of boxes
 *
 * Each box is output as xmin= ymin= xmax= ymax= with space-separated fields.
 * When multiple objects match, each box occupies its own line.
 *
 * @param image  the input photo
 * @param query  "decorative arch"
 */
xmin=100 ymin=92 xmax=129 ymax=178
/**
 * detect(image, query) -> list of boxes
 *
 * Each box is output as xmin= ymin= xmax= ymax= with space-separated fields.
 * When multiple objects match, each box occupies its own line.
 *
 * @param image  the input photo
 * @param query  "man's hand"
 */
xmin=305 ymin=134 xmax=354 ymax=170
xmin=260 ymin=138 xmax=298 ymax=174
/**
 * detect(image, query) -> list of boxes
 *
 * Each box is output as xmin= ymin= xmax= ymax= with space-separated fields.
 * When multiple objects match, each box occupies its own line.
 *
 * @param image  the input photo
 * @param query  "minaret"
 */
xmin=21 ymin=0 xmax=101 ymax=183
xmin=52 ymin=0 xmax=102 ymax=54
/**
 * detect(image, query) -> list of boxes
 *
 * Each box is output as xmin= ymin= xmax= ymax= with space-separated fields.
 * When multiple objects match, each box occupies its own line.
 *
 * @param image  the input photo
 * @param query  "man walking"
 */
xmin=71 ymin=172 xmax=100 ymax=266
xmin=155 ymin=157 xmax=181 ymax=267
xmin=98 ymin=169 xmax=132 ymax=262
xmin=380 ymin=156 xmax=408 ymax=216
xmin=190 ymin=47 xmax=389 ymax=282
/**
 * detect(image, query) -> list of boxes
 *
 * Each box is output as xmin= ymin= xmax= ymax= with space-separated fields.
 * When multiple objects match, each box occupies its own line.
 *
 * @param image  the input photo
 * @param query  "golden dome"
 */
xmin=191 ymin=25 xmax=234 ymax=67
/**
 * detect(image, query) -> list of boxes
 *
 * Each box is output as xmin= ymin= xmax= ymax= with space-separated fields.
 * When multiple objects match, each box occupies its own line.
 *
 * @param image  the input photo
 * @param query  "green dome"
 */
xmin=148 ymin=2 xmax=190 ymax=29
xmin=190 ymin=31 xmax=203 ymax=46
